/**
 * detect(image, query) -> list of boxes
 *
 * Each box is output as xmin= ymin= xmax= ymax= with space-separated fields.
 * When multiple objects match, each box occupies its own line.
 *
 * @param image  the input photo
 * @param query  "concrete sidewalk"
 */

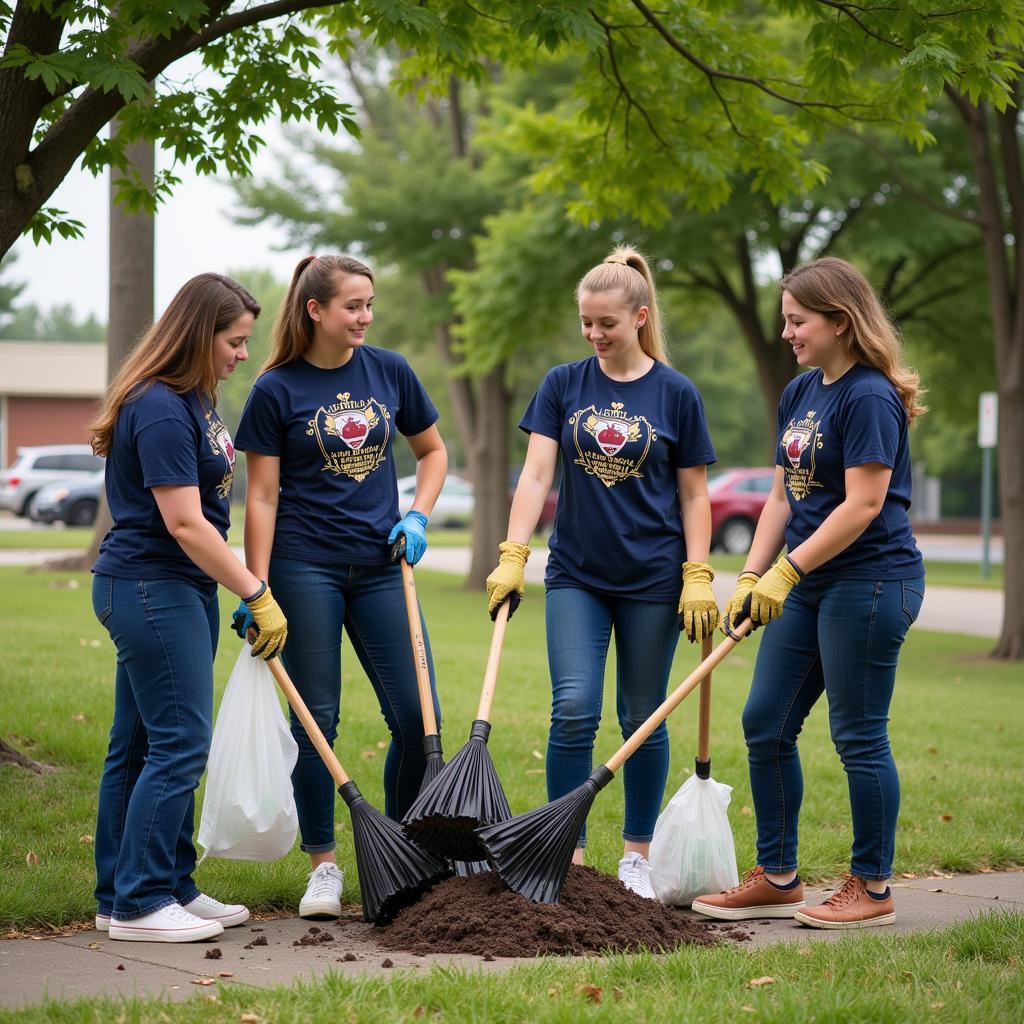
xmin=0 ymin=543 xmax=1004 ymax=637
xmin=1 ymin=871 xmax=1020 ymax=1009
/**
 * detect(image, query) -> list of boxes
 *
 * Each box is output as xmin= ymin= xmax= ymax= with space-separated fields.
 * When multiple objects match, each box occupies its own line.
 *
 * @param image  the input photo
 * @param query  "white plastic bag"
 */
xmin=198 ymin=647 xmax=299 ymax=861
xmin=649 ymin=774 xmax=739 ymax=906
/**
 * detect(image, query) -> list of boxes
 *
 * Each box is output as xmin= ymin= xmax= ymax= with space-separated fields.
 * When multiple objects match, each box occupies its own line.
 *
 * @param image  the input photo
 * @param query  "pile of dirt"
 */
xmin=378 ymin=865 xmax=733 ymax=957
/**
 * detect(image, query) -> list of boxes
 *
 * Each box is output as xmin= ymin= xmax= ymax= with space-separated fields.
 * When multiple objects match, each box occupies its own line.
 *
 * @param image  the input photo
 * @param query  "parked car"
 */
xmin=397 ymin=473 xmax=474 ymax=528
xmin=508 ymin=467 xmax=559 ymax=532
xmin=709 ymin=467 xmax=776 ymax=553
xmin=28 ymin=469 xmax=104 ymax=526
xmin=0 ymin=445 xmax=104 ymax=516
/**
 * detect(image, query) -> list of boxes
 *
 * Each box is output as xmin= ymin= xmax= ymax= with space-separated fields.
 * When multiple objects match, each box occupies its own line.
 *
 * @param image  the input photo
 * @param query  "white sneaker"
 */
xmin=95 ymin=913 xmax=110 ymax=932
xmin=182 ymin=892 xmax=250 ymax=928
xmin=109 ymin=903 xmax=224 ymax=942
xmin=618 ymin=852 xmax=656 ymax=900
xmin=300 ymin=862 xmax=344 ymax=919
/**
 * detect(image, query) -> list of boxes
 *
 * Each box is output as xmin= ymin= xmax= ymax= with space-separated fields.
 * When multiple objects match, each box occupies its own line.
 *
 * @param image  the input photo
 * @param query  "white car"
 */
xmin=397 ymin=473 xmax=474 ymax=528
xmin=0 ymin=444 xmax=105 ymax=516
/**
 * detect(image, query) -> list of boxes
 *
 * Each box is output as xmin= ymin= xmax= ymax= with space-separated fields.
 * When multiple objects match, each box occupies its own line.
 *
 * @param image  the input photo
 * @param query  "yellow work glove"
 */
xmin=246 ymin=586 xmax=288 ymax=660
xmin=744 ymin=556 xmax=804 ymax=628
xmin=720 ymin=571 xmax=761 ymax=639
xmin=678 ymin=561 xmax=719 ymax=643
xmin=485 ymin=540 xmax=530 ymax=621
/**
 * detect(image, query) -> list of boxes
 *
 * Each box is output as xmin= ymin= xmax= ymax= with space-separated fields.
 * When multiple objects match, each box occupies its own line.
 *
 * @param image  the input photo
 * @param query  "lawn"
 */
xmin=1 ymin=565 xmax=1021 ymax=930
xmin=2 ymin=564 xmax=1022 ymax=1022
xmin=1 ymin=912 xmax=1022 ymax=1023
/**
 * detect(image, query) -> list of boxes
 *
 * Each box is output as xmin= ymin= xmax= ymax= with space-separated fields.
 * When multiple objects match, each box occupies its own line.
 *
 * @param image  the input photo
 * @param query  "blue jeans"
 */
xmin=742 ymin=575 xmax=925 ymax=880
xmin=92 ymin=574 xmax=218 ymax=920
xmin=545 ymin=587 xmax=681 ymax=846
xmin=269 ymin=556 xmax=441 ymax=852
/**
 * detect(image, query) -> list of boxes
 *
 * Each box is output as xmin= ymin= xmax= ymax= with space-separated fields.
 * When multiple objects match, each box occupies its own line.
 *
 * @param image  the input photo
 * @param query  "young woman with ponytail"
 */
xmin=486 ymin=245 xmax=718 ymax=899
xmin=89 ymin=274 xmax=287 ymax=942
xmin=233 ymin=255 xmax=447 ymax=920
xmin=692 ymin=257 xmax=926 ymax=929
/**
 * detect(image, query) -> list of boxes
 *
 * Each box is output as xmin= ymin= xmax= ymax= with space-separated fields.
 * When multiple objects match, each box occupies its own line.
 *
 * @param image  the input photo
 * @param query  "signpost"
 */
xmin=978 ymin=392 xmax=998 ymax=580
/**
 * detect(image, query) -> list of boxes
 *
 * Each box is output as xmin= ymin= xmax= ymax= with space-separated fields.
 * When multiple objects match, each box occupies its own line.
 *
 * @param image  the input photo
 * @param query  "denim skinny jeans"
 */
xmin=545 ymin=586 xmax=682 ymax=847
xmin=92 ymin=573 xmax=218 ymax=920
xmin=742 ymin=575 xmax=925 ymax=880
xmin=269 ymin=555 xmax=441 ymax=852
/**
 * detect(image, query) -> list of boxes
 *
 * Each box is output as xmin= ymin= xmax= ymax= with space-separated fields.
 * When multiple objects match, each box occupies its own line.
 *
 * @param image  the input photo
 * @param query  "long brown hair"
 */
xmin=576 ymin=244 xmax=669 ymax=364
xmin=90 ymin=273 xmax=260 ymax=456
xmin=781 ymin=257 xmax=926 ymax=422
xmin=262 ymin=254 xmax=374 ymax=373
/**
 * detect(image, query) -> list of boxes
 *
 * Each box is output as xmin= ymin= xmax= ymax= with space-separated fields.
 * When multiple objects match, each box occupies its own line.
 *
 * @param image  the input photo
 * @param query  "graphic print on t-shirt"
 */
xmin=307 ymin=391 xmax=391 ymax=482
xmin=569 ymin=402 xmax=655 ymax=489
xmin=203 ymin=407 xmax=236 ymax=499
xmin=781 ymin=409 xmax=824 ymax=501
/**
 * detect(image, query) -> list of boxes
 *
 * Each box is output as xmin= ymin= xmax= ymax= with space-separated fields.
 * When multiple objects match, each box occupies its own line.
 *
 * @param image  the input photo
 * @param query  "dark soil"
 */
xmin=378 ymin=864 xmax=734 ymax=957
xmin=293 ymin=927 xmax=336 ymax=947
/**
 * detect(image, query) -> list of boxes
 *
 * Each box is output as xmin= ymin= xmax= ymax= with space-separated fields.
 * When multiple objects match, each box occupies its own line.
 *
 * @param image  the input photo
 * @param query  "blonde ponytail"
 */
xmin=577 ymin=244 xmax=669 ymax=364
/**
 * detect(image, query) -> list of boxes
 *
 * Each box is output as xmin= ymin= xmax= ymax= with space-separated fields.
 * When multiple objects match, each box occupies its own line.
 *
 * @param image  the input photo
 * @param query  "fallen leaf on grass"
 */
xmin=360 ymin=750 xmax=377 ymax=760
xmin=191 ymin=978 xmax=216 ymax=986
xmin=576 ymin=984 xmax=602 ymax=1003
xmin=525 ymin=768 xmax=544 ymax=775
xmin=376 ymin=740 xmax=386 ymax=749
xmin=746 ymin=976 xmax=774 ymax=988
xmin=25 ymin=850 xmax=39 ymax=867
xmin=740 ymin=1007 xmax=757 ymax=1014
xmin=797 ymin=947 xmax=812 ymax=956
xmin=739 ymin=806 xmax=752 ymax=817
xmin=79 ymin=835 xmax=93 ymax=845
xmin=531 ymin=750 xmax=543 ymax=760
xmin=930 ymin=1002 xmax=945 ymax=1010
xmin=900 ymin=872 xmax=918 ymax=879
xmin=979 ymin=866 xmax=993 ymax=873
xmin=238 ymin=1015 xmax=262 ymax=1023
xmin=612 ymin=987 xmax=624 ymax=1002
xmin=939 ymin=814 xmax=953 ymax=822
xmin=413 ymin=1009 xmax=426 ymax=1019
xmin=71 ymin=714 xmax=86 ymax=722
xmin=548 ymin=986 xmax=561 ymax=998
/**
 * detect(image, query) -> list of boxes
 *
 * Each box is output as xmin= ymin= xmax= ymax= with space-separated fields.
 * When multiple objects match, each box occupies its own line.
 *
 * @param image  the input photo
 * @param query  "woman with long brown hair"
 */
xmin=692 ymin=256 xmax=926 ymax=929
xmin=486 ymin=244 xmax=718 ymax=899
xmin=90 ymin=273 xmax=287 ymax=942
xmin=233 ymin=255 xmax=447 ymax=920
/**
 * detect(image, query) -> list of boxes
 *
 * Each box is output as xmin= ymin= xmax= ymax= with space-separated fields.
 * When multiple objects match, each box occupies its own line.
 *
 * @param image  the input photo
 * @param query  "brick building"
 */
xmin=0 ymin=342 xmax=106 ymax=467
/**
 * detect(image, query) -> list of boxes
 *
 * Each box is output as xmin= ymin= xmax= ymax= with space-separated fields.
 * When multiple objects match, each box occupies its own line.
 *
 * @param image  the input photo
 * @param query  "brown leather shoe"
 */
xmin=691 ymin=866 xmax=805 ymax=920
xmin=794 ymin=875 xmax=895 ymax=929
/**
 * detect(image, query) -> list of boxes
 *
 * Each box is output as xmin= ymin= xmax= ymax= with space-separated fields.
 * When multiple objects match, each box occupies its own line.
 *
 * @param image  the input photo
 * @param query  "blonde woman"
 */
xmin=90 ymin=274 xmax=287 ymax=942
xmin=693 ymin=257 xmax=926 ymax=929
xmin=486 ymin=245 xmax=718 ymax=899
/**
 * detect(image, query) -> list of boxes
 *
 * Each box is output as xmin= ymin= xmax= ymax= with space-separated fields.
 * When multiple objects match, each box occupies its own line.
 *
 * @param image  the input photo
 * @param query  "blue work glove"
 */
xmin=388 ymin=510 xmax=428 ymax=565
xmin=232 ymin=599 xmax=255 ymax=641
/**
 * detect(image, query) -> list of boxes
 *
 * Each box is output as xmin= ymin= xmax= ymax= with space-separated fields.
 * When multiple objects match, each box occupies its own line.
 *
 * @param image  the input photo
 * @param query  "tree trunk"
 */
xmin=0 ymin=737 xmax=56 ymax=774
xmin=465 ymin=368 xmax=511 ymax=591
xmin=59 ymin=122 xmax=154 ymax=573
xmin=949 ymin=89 xmax=1023 ymax=659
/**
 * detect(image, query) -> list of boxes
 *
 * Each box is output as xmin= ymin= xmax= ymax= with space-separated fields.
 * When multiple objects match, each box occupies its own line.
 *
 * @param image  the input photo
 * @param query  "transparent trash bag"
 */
xmin=649 ymin=774 xmax=739 ymax=906
xmin=198 ymin=647 xmax=299 ymax=861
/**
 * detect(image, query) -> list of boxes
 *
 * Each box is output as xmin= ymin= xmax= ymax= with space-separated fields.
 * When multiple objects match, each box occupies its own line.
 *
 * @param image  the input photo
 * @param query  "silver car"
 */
xmin=0 ymin=444 xmax=104 ymax=516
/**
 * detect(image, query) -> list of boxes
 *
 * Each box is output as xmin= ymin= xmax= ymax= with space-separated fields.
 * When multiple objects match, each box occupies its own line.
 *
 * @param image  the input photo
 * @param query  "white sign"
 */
xmin=978 ymin=392 xmax=999 ymax=449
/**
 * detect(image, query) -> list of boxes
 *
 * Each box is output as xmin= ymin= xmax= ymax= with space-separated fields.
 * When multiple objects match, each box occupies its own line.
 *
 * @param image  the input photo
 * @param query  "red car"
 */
xmin=708 ymin=467 xmax=776 ymax=553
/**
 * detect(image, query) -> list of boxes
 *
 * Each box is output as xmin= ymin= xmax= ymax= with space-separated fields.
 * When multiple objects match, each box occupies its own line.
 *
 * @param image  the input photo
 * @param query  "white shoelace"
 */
xmin=306 ymin=863 xmax=343 ymax=899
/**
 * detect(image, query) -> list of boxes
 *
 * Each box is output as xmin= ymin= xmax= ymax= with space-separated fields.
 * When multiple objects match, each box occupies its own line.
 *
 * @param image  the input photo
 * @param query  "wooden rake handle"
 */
xmin=697 ymin=634 xmax=713 ymax=763
xmin=399 ymin=557 xmax=438 ymax=737
xmin=604 ymin=621 xmax=752 ymax=775
xmin=476 ymin=600 xmax=510 ymax=722
xmin=266 ymin=656 xmax=351 ymax=788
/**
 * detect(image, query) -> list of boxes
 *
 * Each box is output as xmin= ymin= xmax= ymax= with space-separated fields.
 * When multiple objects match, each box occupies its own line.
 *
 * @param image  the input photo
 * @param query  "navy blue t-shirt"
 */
xmin=234 ymin=346 xmax=438 ymax=566
xmin=777 ymin=363 xmax=923 ymax=582
xmin=94 ymin=382 xmax=235 ymax=584
xmin=521 ymin=357 xmax=716 ymax=600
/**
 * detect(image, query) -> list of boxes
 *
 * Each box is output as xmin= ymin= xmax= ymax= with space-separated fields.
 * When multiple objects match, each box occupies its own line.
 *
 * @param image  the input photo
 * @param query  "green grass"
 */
xmin=1 ymin=913 xmax=1022 ymax=1023
xmin=1 ymin=566 xmax=1021 ymax=932
xmin=0 ymin=527 xmax=93 ymax=550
